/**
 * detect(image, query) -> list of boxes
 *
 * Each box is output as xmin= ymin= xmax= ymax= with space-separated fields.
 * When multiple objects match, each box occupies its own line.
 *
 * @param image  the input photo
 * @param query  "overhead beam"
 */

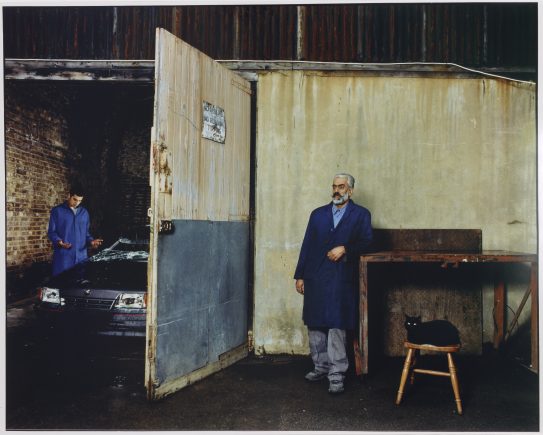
xmin=4 ymin=59 xmax=535 ymax=83
xmin=5 ymin=59 xmax=155 ymax=82
xmin=218 ymin=61 xmax=535 ymax=82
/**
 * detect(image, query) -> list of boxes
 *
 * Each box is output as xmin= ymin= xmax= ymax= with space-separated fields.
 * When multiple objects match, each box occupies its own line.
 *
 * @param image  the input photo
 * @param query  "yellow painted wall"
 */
xmin=253 ymin=70 xmax=536 ymax=355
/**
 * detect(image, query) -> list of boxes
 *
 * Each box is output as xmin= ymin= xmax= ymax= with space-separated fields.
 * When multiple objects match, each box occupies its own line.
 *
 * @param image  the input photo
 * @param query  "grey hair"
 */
xmin=334 ymin=173 xmax=355 ymax=189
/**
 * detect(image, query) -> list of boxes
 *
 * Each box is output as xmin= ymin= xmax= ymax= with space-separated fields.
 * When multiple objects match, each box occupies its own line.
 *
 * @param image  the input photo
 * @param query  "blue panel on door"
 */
xmin=155 ymin=219 xmax=249 ymax=385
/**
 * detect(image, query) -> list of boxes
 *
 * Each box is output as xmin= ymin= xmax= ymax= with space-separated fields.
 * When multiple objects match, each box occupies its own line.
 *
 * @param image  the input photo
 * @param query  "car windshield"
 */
xmin=89 ymin=238 xmax=149 ymax=262
xmin=111 ymin=238 xmax=149 ymax=252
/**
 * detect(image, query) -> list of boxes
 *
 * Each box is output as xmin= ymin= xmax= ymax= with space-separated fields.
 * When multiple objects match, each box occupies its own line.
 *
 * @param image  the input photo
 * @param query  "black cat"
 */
xmin=404 ymin=315 xmax=461 ymax=346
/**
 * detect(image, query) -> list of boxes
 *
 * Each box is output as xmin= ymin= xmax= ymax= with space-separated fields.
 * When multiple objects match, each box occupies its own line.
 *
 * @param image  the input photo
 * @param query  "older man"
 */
xmin=294 ymin=173 xmax=372 ymax=394
xmin=47 ymin=185 xmax=103 ymax=276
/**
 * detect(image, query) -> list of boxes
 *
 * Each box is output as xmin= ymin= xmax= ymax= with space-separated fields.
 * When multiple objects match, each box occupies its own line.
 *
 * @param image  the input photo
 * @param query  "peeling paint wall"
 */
xmin=253 ymin=70 xmax=536 ymax=356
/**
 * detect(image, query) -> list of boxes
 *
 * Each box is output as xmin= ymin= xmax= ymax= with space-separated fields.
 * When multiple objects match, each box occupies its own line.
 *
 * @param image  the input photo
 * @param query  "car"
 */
xmin=34 ymin=237 xmax=149 ymax=337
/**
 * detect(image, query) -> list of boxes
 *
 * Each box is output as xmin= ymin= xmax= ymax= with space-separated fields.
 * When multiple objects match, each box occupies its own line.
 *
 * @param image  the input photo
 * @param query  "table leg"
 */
xmin=493 ymin=274 xmax=505 ymax=350
xmin=530 ymin=262 xmax=538 ymax=372
xmin=359 ymin=259 xmax=369 ymax=374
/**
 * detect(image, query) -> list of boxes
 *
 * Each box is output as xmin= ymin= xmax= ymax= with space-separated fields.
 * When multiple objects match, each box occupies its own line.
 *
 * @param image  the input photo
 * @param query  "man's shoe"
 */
xmin=305 ymin=370 xmax=327 ymax=382
xmin=328 ymin=379 xmax=344 ymax=394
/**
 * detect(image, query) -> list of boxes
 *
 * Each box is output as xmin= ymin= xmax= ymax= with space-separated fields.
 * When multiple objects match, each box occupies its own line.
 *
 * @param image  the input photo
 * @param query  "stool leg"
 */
xmin=447 ymin=352 xmax=463 ymax=415
xmin=410 ymin=349 xmax=420 ymax=385
xmin=396 ymin=348 xmax=414 ymax=405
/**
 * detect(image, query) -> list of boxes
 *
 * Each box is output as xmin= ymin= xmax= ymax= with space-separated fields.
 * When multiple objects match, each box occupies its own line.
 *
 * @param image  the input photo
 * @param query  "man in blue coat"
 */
xmin=294 ymin=173 xmax=372 ymax=394
xmin=47 ymin=186 xmax=103 ymax=276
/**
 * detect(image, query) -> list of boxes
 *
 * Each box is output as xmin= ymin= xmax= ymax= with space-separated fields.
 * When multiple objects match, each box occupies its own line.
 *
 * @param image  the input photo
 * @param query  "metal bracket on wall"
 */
xmin=159 ymin=220 xmax=175 ymax=234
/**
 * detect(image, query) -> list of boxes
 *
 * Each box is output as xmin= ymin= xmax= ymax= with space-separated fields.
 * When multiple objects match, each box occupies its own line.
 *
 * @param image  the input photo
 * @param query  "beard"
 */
xmin=332 ymin=192 xmax=350 ymax=205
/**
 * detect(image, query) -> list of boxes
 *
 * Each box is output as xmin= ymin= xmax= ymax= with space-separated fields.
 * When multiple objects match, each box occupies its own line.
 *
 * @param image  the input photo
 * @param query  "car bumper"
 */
xmin=34 ymin=303 xmax=146 ymax=337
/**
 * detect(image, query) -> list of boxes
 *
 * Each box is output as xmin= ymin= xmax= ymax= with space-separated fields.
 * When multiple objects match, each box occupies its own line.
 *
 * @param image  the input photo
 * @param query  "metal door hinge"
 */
xmin=247 ymin=330 xmax=254 ymax=352
xmin=146 ymin=325 xmax=156 ymax=362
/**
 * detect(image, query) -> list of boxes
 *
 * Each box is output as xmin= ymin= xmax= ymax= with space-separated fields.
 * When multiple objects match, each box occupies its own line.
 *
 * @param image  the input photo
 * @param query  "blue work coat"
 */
xmin=294 ymin=200 xmax=372 ymax=330
xmin=47 ymin=203 xmax=94 ymax=276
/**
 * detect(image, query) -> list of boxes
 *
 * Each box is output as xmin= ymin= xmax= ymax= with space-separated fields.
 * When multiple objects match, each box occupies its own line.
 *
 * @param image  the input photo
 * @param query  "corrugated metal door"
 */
xmin=146 ymin=28 xmax=251 ymax=401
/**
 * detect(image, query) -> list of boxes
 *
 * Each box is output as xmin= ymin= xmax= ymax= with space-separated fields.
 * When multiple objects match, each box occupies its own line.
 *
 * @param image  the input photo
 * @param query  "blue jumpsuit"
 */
xmin=47 ymin=202 xmax=95 ymax=276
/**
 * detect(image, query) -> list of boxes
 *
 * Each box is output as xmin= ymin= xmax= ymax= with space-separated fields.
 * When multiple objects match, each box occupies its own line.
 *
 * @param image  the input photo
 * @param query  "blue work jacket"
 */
xmin=294 ymin=200 xmax=372 ymax=330
xmin=47 ymin=203 xmax=94 ymax=276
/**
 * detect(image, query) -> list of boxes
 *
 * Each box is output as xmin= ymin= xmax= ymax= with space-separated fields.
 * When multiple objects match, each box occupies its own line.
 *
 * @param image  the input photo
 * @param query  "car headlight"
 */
xmin=114 ymin=293 xmax=146 ymax=309
xmin=38 ymin=287 xmax=61 ymax=304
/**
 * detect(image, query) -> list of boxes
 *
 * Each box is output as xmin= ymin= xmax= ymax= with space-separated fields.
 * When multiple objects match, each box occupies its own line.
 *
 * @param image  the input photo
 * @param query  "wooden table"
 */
xmin=356 ymin=250 xmax=538 ymax=374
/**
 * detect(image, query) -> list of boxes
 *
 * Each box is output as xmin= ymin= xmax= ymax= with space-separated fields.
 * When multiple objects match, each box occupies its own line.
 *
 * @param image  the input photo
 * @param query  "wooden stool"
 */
xmin=395 ymin=342 xmax=463 ymax=415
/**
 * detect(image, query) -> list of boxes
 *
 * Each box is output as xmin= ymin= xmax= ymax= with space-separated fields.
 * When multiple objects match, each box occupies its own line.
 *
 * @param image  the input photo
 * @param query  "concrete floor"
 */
xmin=5 ymin=298 xmax=540 ymax=432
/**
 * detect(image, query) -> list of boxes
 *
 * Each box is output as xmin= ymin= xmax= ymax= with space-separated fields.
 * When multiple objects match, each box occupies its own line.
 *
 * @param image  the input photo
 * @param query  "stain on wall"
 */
xmin=253 ymin=70 xmax=536 ymax=356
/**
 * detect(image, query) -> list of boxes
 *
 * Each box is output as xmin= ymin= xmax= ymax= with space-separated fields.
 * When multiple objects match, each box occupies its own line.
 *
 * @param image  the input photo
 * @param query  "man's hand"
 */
xmin=327 ymin=246 xmax=346 ymax=262
xmin=57 ymin=240 xmax=72 ymax=249
xmin=295 ymin=279 xmax=304 ymax=295
xmin=90 ymin=239 xmax=103 ymax=249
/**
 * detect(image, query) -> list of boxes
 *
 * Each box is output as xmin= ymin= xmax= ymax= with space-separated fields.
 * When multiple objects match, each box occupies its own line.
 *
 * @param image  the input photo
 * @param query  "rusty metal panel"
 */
xmin=370 ymin=229 xmax=482 ymax=253
xmin=2 ymin=4 xmax=537 ymax=77
xmin=364 ymin=251 xmax=537 ymax=264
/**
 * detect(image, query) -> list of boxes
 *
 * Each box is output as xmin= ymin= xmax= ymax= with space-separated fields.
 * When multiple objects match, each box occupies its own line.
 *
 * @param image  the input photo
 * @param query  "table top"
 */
xmin=360 ymin=250 xmax=537 ymax=263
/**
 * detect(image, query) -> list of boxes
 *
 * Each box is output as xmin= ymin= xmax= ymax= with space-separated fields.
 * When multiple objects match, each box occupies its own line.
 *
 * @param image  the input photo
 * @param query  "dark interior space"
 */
xmin=62 ymin=83 xmax=154 ymax=243
xmin=5 ymin=81 xmax=154 ymax=301
xmin=367 ymin=262 xmax=533 ymax=371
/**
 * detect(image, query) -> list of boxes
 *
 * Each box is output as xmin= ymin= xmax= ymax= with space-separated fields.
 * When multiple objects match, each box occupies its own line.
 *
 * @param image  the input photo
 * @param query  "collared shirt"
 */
xmin=332 ymin=202 xmax=348 ymax=228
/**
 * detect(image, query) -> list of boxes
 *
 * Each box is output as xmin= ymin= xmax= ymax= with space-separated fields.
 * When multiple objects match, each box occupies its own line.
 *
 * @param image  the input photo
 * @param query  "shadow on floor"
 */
xmin=6 ymin=326 xmax=540 ymax=432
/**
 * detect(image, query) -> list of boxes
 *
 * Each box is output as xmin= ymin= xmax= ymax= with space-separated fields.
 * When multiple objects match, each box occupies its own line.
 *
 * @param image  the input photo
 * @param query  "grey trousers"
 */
xmin=308 ymin=328 xmax=348 ymax=382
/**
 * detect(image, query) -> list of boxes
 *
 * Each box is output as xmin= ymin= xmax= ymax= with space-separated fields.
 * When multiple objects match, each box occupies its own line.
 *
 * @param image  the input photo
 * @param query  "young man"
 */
xmin=294 ymin=173 xmax=372 ymax=394
xmin=47 ymin=185 xmax=103 ymax=276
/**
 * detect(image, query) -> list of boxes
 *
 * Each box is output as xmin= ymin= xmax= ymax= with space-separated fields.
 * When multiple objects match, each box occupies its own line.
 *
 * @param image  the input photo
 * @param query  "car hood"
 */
xmin=47 ymin=258 xmax=147 ymax=290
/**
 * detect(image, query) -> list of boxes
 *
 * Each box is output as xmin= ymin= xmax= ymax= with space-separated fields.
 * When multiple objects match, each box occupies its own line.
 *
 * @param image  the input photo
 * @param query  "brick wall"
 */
xmin=103 ymin=86 xmax=152 ymax=239
xmin=5 ymin=82 xmax=153 ymax=301
xmin=5 ymin=83 xmax=73 ymax=300
xmin=118 ymin=123 xmax=151 ymax=231
xmin=118 ymin=115 xmax=152 ymax=235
